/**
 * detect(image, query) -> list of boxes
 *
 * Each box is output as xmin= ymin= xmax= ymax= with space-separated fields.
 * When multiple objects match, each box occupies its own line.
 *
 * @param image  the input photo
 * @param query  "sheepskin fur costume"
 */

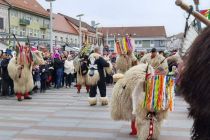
xmin=134 ymin=80 xmax=168 ymax=140
xmin=73 ymin=56 xmax=88 ymax=86
xmin=116 ymin=53 xmax=137 ymax=74
xmin=8 ymin=51 xmax=45 ymax=95
xmin=111 ymin=63 xmax=169 ymax=140
xmin=104 ymin=60 xmax=113 ymax=75
xmin=86 ymin=53 xmax=112 ymax=86
xmin=140 ymin=53 xmax=168 ymax=73
xmin=111 ymin=63 xmax=154 ymax=121
xmin=100 ymin=97 xmax=109 ymax=106
xmin=88 ymin=97 xmax=97 ymax=106
xmin=86 ymin=53 xmax=101 ymax=86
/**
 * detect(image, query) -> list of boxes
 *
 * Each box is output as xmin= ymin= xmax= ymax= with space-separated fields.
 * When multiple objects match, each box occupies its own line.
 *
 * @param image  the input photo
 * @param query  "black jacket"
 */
xmin=1 ymin=58 xmax=10 ymax=80
xmin=95 ymin=57 xmax=109 ymax=80
xmin=53 ymin=58 xmax=63 ymax=70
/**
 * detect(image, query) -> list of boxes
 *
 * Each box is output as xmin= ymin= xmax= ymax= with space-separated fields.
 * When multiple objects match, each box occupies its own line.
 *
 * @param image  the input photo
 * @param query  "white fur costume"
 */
xmin=8 ymin=50 xmax=45 ymax=96
xmin=140 ymin=53 xmax=168 ymax=73
xmin=116 ymin=53 xmax=137 ymax=74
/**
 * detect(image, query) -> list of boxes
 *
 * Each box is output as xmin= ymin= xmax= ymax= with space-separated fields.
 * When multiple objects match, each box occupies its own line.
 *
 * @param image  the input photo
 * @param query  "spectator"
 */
xmin=40 ymin=63 xmax=48 ymax=93
xmin=53 ymin=53 xmax=63 ymax=89
xmin=1 ymin=52 xmax=14 ymax=96
xmin=64 ymin=55 xmax=74 ymax=88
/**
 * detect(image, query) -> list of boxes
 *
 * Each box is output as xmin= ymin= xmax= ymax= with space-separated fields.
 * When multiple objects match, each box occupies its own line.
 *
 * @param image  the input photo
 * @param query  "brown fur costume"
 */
xmin=111 ymin=63 xmax=168 ymax=140
xmin=179 ymin=27 xmax=210 ymax=140
xmin=73 ymin=56 xmax=90 ymax=93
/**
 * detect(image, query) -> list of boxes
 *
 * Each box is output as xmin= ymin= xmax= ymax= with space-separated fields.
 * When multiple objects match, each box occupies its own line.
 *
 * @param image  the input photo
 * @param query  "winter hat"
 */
xmin=53 ymin=53 xmax=60 ymax=59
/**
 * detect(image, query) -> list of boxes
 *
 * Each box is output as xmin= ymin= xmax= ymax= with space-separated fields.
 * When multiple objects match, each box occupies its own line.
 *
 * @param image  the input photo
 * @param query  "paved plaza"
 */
xmin=0 ymin=87 xmax=192 ymax=140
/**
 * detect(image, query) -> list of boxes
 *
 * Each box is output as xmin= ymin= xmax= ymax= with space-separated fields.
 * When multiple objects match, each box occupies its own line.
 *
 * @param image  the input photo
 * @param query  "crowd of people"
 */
xmin=0 ymin=46 xmax=114 ymax=97
xmin=0 ymin=45 xmax=180 ymax=98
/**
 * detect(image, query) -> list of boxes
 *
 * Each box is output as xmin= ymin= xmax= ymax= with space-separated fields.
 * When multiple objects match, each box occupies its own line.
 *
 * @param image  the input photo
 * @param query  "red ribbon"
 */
xmin=147 ymin=115 xmax=154 ymax=140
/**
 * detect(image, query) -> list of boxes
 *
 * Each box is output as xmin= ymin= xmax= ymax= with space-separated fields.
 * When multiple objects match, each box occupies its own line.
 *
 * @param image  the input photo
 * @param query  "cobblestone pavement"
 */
xmin=0 ymin=86 xmax=192 ymax=140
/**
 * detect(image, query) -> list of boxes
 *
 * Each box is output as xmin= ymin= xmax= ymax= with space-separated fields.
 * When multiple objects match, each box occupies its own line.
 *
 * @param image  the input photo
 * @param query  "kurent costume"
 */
xmin=115 ymin=36 xmax=137 ymax=74
xmin=87 ymin=52 xmax=111 ymax=106
xmin=73 ymin=55 xmax=90 ymax=93
xmin=140 ymin=53 xmax=168 ymax=74
xmin=113 ymin=36 xmax=138 ymax=135
xmin=111 ymin=63 xmax=175 ymax=140
xmin=116 ymin=53 xmax=137 ymax=74
xmin=8 ymin=45 xmax=45 ymax=101
xmin=73 ymin=45 xmax=92 ymax=93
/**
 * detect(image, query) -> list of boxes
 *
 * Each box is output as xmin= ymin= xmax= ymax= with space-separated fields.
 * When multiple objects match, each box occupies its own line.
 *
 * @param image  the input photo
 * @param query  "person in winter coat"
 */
xmin=40 ymin=64 xmax=48 ymax=93
xmin=64 ymin=55 xmax=74 ymax=88
xmin=53 ymin=53 xmax=63 ymax=89
xmin=1 ymin=52 xmax=14 ymax=96
xmin=32 ymin=65 xmax=41 ymax=93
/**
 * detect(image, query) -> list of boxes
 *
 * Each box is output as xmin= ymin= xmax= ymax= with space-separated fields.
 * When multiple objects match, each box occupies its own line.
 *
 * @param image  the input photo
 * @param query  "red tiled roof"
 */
xmin=0 ymin=0 xmax=9 ymax=5
xmin=59 ymin=13 xmax=96 ymax=33
xmin=99 ymin=26 xmax=167 ymax=38
xmin=4 ymin=0 xmax=49 ymax=17
xmin=53 ymin=13 xmax=78 ymax=35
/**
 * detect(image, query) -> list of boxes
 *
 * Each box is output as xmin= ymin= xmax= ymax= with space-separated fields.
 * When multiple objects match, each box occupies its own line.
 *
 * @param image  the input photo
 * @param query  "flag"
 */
xmin=200 ymin=9 xmax=210 ymax=20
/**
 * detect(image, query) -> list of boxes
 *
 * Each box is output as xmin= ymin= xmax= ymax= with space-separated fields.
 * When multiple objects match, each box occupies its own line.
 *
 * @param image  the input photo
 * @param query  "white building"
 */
xmin=0 ymin=1 xmax=9 ymax=33
xmin=99 ymin=26 xmax=167 ymax=52
xmin=53 ymin=13 xmax=79 ymax=47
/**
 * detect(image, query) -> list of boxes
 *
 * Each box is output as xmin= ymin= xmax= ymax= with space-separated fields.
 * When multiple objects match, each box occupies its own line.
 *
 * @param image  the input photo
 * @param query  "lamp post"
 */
xmin=76 ymin=14 xmax=84 ymax=49
xmin=94 ymin=23 xmax=101 ymax=53
xmin=95 ymin=23 xmax=100 ymax=45
xmin=46 ymin=0 xmax=55 ymax=53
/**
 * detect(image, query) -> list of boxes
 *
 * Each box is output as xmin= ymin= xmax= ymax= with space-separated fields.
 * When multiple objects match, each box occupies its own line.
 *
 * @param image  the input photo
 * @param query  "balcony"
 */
xmin=19 ymin=19 xmax=30 ymax=26
xmin=40 ymin=24 xmax=49 ymax=30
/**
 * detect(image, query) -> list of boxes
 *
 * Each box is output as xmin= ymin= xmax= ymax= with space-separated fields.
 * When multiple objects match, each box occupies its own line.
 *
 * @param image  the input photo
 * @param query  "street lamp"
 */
xmin=76 ymin=14 xmax=84 ymax=49
xmin=94 ymin=23 xmax=101 ymax=53
xmin=46 ymin=0 xmax=55 ymax=53
xmin=95 ymin=23 xmax=100 ymax=45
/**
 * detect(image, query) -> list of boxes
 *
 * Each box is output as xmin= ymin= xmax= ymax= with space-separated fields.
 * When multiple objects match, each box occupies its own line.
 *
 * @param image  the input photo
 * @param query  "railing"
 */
xmin=19 ymin=19 xmax=30 ymax=26
xmin=40 ymin=24 xmax=49 ymax=30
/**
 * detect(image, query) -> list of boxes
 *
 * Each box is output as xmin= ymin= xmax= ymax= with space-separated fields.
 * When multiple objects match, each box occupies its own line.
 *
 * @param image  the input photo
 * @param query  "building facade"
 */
xmin=99 ymin=26 xmax=167 ymax=52
xmin=0 ymin=0 xmax=50 ymax=45
xmin=53 ymin=13 xmax=79 ymax=48
xmin=61 ymin=13 xmax=103 ymax=47
xmin=0 ymin=0 xmax=9 ymax=33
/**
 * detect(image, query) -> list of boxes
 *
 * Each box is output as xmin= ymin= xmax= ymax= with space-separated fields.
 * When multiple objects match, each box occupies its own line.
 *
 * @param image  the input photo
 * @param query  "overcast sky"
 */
xmin=38 ymin=0 xmax=210 ymax=36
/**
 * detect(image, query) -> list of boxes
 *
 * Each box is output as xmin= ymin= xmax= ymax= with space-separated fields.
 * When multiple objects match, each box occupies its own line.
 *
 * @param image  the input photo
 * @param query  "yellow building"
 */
xmin=4 ymin=0 xmax=50 ymax=42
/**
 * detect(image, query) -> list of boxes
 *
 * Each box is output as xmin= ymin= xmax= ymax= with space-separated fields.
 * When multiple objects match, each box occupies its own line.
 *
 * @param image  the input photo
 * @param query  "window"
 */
xmin=75 ymin=39 xmax=77 ymax=44
xmin=135 ymin=40 xmax=142 ymax=45
xmin=66 ymin=37 xmax=68 ymax=43
xmin=70 ymin=38 xmax=73 ymax=43
xmin=34 ymin=30 xmax=38 ymax=37
xmin=60 ymin=37 xmax=63 ymax=42
xmin=150 ymin=40 xmax=155 ymax=47
xmin=55 ymin=36 xmax=58 ymax=41
xmin=11 ymin=26 xmax=18 ymax=35
xmin=160 ymin=40 xmax=165 ymax=46
xmin=19 ymin=27 xmax=26 ymax=37
xmin=41 ymin=31 xmax=45 ymax=39
xmin=12 ymin=10 xmax=18 ymax=17
xmin=29 ymin=29 xmax=33 ymax=37
xmin=108 ymin=40 xmax=114 ymax=45
xmin=142 ymin=40 xmax=150 ymax=48
xmin=0 ymin=18 xmax=3 ymax=29
xmin=36 ymin=17 xmax=39 ymax=22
